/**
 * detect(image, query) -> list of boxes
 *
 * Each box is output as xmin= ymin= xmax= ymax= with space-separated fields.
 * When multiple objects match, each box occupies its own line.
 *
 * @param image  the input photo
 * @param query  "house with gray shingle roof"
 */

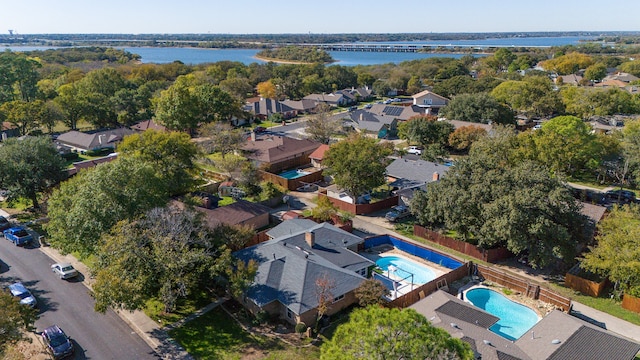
xmin=244 ymin=98 xmax=297 ymax=120
xmin=233 ymin=221 xmax=373 ymax=325
xmin=339 ymin=110 xmax=398 ymax=138
xmin=411 ymin=290 xmax=640 ymax=360
xmin=304 ymin=92 xmax=347 ymax=107
xmin=55 ymin=128 xmax=136 ymax=153
xmin=412 ymin=90 xmax=449 ymax=115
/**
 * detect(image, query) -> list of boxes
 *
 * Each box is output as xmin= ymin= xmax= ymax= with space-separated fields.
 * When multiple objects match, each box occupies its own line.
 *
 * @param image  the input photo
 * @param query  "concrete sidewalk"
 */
xmin=37 ymin=242 xmax=194 ymax=360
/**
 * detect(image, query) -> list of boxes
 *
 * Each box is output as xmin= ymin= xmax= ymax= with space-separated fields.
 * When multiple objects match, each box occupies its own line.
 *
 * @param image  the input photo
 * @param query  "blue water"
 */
xmin=376 ymin=255 xmax=437 ymax=285
xmin=465 ymin=288 xmax=539 ymax=340
xmin=278 ymin=169 xmax=309 ymax=179
xmin=365 ymin=235 xmax=463 ymax=270
xmin=2 ymin=36 xmax=594 ymax=66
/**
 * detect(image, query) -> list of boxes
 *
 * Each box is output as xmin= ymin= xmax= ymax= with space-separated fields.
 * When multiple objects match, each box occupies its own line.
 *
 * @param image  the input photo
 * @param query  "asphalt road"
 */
xmin=0 ymin=237 xmax=158 ymax=360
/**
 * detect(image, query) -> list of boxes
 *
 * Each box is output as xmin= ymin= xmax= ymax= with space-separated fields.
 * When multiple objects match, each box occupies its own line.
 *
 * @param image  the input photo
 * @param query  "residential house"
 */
xmin=386 ymin=158 xmax=451 ymax=205
xmin=195 ymin=200 xmax=271 ymax=230
xmin=340 ymin=110 xmax=398 ymax=139
xmin=1 ymin=122 xmax=20 ymax=141
xmin=410 ymin=290 xmax=640 ymax=360
xmin=245 ymin=98 xmax=297 ymax=120
xmin=309 ymin=144 xmax=330 ymax=169
xmin=411 ymin=90 xmax=449 ymax=115
xmin=67 ymin=153 xmax=118 ymax=176
xmin=242 ymin=134 xmax=320 ymax=173
xmin=367 ymin=104 xmax=424 ymax=121
xmin=130 ymin=119 xmax=167 ymax=132
xmin=304 ymin=93 xmax=348 ymax=107
xmin=55 ymin=128 xmax=136 ymax=153
xmin=233 ymin=221 xmax=374 ymax=325
xmin=556 ymin=74 xmax=583 ymax=86
xmin=280 ymin=99 xmax=318 ymax=114
xmin=603 ymin=72 xmax=639 ymax=84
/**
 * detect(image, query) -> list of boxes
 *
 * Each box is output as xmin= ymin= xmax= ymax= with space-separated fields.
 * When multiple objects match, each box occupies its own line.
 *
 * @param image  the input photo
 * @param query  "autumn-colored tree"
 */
xmin=256 ymin=80 xmax=277 ymax=99
xmin=354 ymin=278 xmax=390 ymax=307
xmin=448 ymin=125 xmax=488 ymax=152
xmin=540 ymin=52 xmax=594 ymax=75
xmin=315 ymin=273 xmax=335 ymax=326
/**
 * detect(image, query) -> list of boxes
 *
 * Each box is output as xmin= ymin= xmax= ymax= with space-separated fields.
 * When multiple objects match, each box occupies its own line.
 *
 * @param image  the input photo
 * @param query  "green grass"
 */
xmin=218 ymin=196 xmax=236 ymax=206
xmin=144 ymin=289 xmax=216 ymax=325
xmin=169 ymin=307 xmax=297 ymax=360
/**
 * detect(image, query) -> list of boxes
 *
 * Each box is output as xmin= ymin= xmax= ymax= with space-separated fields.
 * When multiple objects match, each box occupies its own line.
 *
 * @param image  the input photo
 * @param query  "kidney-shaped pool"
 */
xmin=465 ymin=287 xmax=540 ymax=340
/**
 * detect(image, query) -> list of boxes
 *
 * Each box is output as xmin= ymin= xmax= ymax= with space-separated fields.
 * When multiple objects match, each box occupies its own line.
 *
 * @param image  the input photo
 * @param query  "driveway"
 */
xmin=0 ymin=235 xmax=158 ymax=359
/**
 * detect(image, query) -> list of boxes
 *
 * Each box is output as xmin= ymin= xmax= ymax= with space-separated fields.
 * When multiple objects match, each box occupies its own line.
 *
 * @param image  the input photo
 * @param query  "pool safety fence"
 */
xmin=364 ymin=235 xmax=463 ymax=270
xmin=475 ymin=264 xmax=571 ymax=312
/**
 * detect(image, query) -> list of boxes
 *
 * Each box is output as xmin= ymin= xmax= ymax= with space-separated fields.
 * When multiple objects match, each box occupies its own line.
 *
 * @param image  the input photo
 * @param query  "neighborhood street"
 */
xmin=0 ymin=236 xmax=158 ymax=359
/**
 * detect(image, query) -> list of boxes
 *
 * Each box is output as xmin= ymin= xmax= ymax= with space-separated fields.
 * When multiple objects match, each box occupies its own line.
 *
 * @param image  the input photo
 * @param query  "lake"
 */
xmin=2 ymin=36 xmax=594 ymax=66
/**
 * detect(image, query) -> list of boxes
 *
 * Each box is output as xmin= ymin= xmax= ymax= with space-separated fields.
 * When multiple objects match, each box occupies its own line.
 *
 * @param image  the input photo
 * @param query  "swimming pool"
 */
xmin=465 ymin=288 xmax=539 ymax=341
xmin=376 ymin=255 xmax=437 ymax=285
xmin=278 ymin=169 xmax=310 ymax=179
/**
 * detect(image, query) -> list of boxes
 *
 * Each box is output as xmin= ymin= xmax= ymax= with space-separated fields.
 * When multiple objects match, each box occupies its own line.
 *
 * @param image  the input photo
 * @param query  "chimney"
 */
xmin=250 ymin=131 xmax=256 ymax=141
xmin=432 ymin=172 xmax=440 ymax=181
xmin=359 ymin=113 xmax=364 ymax=122
xmin=305 ymin=231 xmax=315 ymax=248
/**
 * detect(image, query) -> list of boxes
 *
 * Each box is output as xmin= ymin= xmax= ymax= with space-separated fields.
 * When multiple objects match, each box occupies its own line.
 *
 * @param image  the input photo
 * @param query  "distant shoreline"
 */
xmin=254 ymin=55 xmax=335 ymax=65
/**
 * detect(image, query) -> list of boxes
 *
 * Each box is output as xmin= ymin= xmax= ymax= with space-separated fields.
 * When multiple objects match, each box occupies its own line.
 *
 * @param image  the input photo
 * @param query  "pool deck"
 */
xmin=460 ymin=282 xmax=550 ymax=318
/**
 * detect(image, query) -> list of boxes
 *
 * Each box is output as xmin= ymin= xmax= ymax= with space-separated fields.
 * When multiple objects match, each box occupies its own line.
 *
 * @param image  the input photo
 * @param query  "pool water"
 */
xmin=279 ymin=169 xmax=310 ymax=179
xmin=376 ymin=256 xmax=437 ymax=285
xmin=465 ymin=288 xmax=539 ymax=340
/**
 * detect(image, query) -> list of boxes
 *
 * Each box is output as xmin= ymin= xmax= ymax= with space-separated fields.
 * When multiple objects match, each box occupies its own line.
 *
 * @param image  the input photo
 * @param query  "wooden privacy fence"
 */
xmin=318 ymin=190 xmax=399 ymax=215
xmin=386 ymin=263 xmax=471 ymax=309
xmin=622 ymin=293 xmax=640 ymax=313
xmin=414 ymin=225 xmax=513 ymax=263
xmin=260 ymin=169 xmax=324 ymax=191
xmin=475 ymin=264 xmax=572 ymax=311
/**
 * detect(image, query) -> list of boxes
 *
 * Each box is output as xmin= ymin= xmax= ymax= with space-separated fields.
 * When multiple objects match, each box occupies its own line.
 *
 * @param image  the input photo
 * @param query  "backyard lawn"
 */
xmin=169 ymin=306 xmax=320 ymax=359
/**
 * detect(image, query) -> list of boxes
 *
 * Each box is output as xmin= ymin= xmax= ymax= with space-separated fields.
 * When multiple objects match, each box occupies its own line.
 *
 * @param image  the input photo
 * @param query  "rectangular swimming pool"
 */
xmin=278 ymin=169 xmax=310 ymax=179
xmin=364 ymin=235 xmax=463 ymax=270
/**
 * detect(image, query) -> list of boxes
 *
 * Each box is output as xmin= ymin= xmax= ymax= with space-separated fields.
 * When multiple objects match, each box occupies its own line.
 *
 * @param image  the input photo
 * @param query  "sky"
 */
xmin=2 ymin=0 xmax=639 ymax=35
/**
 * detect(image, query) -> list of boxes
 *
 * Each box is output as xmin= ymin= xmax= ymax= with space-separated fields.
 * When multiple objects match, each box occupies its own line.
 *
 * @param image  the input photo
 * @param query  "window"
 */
xmin=333 ymin=294 xmax=345 ymax=303
xmin=423 ymin=98 xmax=433 ymax=105
xmin=358 ymin=268 xmax=367 ymax=276
xmin=286 ymin=309 xmax=293 ymax=319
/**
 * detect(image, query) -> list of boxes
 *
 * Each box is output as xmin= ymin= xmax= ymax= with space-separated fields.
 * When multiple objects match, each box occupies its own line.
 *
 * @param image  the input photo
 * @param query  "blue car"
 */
xmin=3 ymin=226 xmax=33 ymax=246
xmin=8 ymin=282 xmax=37 ymax=308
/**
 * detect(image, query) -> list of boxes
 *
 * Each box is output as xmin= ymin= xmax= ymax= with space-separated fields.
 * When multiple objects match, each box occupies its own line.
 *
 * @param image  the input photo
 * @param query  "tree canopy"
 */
xmin=0 ymin=136 xmax=67 ymax=209
xmin=320 ymin=306 xmax=473 ymax=360
xmin=581 ymin=205 xmax=640 ymax=297
xmin=46 ymin=157 xmax=169 ymax=256
xmin=440 ymin=92 xmax=514 ymax=125
xmin=92 ymin=205 xmax=256 ymax=313
xmin=491 ymin=76 xmax=563 ymax=117
xmin=0 ymin=289 xmax=38 ymax=353
xmin=323 ymin=133 xmax=393 ymax=198
xmin=411 ymin=127 xmax=588 ymax=268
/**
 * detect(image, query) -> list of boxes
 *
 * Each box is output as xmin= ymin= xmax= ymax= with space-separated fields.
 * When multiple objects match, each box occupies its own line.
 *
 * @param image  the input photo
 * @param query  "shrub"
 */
xmin=502 ymin=288 xmax=513 ymax=296
xmin=85 ymin=147 xmax=113 ymax=157
xmin=255 ymin=310 xmax=270 ymax=324
xmin=295 ymin=322 xmax=308 ymax=335
xmin=61 ymin=152 xmax=79 ymax=161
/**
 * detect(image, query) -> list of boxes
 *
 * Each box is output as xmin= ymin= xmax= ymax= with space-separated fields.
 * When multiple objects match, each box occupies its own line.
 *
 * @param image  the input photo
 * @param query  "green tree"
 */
xmin=117 ymin=130 xmax=200 ymax=195
xmin=0 ymin=289 xmax=38 ymax=352
xmin=154 ymin=77 xmax=199 ymax=131
xmin=0 ymin=100 xmax=47 ymax=135
xmin=198 ymin=122 xmax=246 ymax=158
xmin=54 ymin=82 xmax=85 ymax=130
xmin=0 ymin=136 xmax=66 ymax=209
xmin=441 ymin=92 xmax=514 ymax=125
xmin=584 ymin=63 xmax=607 ymax=82
xmin=46 ymin=157 xmax=169 ymax=256
xmin=527 ymin=115 xmax=601 ymax=176
xmin=540 ymin=52 xmax=594 ymax=75
xmin=398 ymin=115 xmax=454 ymax=148
xmin=92 ymin=206 xmax=254 ymax=313
xmin=618 ymin=60 xmax=640 ymax=77
xmin=311 ymin=195 xmax=338 ymax=222
xmin=0 ymin=51 xmax=41 ymax=103
xmin=581 ymin=206 xmax=640 ymax=297
xmin=354 ymin=278 xmax=390 ymax=307
xmin=320 ymin=306 xmax=473 ymax=360
xmin=411 ymin=129 xmax=587 ymax=268
xmin=491 ymin=76 xmax=563 ymax=117
xmin=323 ymin=133 xmax=393 ymax=199
xmin=621 ymin=119 xmax=640 ymax=185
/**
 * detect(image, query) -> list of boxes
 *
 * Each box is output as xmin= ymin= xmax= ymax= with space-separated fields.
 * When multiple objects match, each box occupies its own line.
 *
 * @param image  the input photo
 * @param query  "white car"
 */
xmin=8 ymin=282 xmax=37 ymax=308
xmin=406 ymin=146 xmax=423 ymax=155
xmin=51 ymin=263 xmax=79 ymax=280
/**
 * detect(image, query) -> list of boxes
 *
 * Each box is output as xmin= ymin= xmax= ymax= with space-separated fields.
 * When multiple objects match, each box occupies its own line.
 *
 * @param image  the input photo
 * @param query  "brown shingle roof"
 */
xmin=197 ymin=200 xmax=271 ymax=228
xmin=242 ymin=135 xmax=320 ymax=164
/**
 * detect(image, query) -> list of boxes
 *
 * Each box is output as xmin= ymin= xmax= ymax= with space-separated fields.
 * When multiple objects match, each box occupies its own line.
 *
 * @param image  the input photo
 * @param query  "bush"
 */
xmin=295 ymin=322 xmax=308 ymax=334
xmin=60 ymin=152 xmax=79 ymax=161
xmin=255 ymin=310 xmax=270 ymax=324
xmin=85 ymin=147 xmax=114 ymax=157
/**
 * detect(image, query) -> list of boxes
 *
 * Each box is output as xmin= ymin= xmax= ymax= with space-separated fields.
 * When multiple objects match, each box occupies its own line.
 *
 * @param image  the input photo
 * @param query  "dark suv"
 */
xmin=605 ymin=189 xmax=637 ymax=204
xmin=42 ymin=325 xmax=74 ymax=359
xmin=0 ymin=215 xmax=10 ymax=231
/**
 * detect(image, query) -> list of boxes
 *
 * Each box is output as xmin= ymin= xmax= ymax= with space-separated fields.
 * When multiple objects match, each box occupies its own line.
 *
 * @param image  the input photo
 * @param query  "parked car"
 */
xmin=51 ymin=263 xmax=79 ymax=280
xmin=3 ymin=226 xmax=33 ymax=246
xmin=42 ymin=325 xmax=74 ymax=360
xmin=385 ymin=205 xmax=411 ymax=222
xmin=605 ymin=189 xmax=637 ymax=203
xmin=406 ymin=146 xmax=423 ymax=155
xmin=8 ymin=282 xmax=37 ymax=308
xmin=364 ymin=104 xmax=373 ymax=109
xmin=253 ymin=126 xmax=266 ymax=133
xmin=0 ymin=215 xmax=11 ymax=231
